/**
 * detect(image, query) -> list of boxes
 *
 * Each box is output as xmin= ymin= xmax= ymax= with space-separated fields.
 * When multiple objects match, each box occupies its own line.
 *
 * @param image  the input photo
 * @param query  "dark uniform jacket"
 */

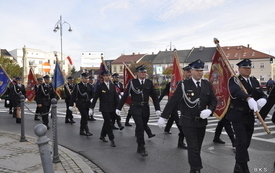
xmin=36 ymin=83 xmax=56 ymax=106
xmin=227 ymin=75 xmax=267 ymax=123
xmin=91 ymin=82 xmax=119 ymax=112
xmin=64 ymin=83 xmax=74 ymax=103
xmin=113 ymin=81 xmax=124 ymax=93
xmin=161 ymin=78 xmax=217 ymax=127
xmin=117 ymin=78 xmax=160 ymax=116
xmin=9 ymin=83 xmax=26 ymax=107
xmin=70 ymin=82 xmax=93 ymax=106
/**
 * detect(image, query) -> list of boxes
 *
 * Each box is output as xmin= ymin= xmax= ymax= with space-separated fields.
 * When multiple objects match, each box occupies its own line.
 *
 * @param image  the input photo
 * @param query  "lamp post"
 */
xmin=53 ymin=15 xmax=72 ymax=71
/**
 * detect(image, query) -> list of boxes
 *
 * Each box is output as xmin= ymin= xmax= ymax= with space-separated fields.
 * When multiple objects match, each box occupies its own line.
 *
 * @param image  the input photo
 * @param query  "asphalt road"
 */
xmin=0 ymin=100 xmax=275 ymax=173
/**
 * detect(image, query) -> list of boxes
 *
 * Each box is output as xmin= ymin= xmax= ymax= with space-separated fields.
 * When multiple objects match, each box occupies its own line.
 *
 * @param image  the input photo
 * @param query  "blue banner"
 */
xmin=52 ymin=62 xmax=65 ymax=90
xmin=0 ymin=66 xmax=10 ymax=96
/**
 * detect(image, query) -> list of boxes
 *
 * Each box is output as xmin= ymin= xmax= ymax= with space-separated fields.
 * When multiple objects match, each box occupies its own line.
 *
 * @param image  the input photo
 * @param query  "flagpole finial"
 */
xmin=214 ymin=38 xmax=219 ymax=44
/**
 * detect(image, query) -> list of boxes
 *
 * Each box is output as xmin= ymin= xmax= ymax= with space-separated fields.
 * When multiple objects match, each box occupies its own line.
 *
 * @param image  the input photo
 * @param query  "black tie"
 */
xmin=141 ymin=80 xmax=144 ymax=87
xmin=246 ymin=79 xmax=251 ymax=87
xmin=196 ymin=81 xmax=201 ymax=94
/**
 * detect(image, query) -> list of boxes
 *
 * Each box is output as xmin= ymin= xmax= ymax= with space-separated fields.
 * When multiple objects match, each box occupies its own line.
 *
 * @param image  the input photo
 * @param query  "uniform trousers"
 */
xmin=132 ymin=110 xmax=150 ymax=146
xmin=76 ymin=100 xmax=89 ymax=130
xmin=41 ymin=105 xmax=51 ymax=126
xmin=65 ymin=101 xmax=73 ymax=120
xmin=101 ymin=112 xmax=115 ymax=140
xmin=231 ymin=121 xmax=254 ymax=163
xmin=165 ymin=107 xmax=184 ymax=137
xmin=182 ymin=126 xmax=206 ymax=171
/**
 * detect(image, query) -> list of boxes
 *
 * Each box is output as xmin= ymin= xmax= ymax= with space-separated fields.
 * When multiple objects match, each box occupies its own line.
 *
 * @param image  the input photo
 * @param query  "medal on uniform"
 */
xmin=102 ymin=90 xmax=106 ymax=93
xmin=191 ymin=93 xmax=194 ymax=96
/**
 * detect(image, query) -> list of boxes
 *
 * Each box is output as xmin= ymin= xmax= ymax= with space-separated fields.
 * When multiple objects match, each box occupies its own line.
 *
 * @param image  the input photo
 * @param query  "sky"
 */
xmin=1 ymin=0 xmax=275 ymax=70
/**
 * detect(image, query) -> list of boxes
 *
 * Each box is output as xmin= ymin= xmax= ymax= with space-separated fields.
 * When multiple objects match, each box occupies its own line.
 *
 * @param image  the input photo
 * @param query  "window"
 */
xmin=251 ymin=63 xmax=255 ymax=68
xmin=260 ymin=76 xmax=264 ymax=81
xmin=114 ymin=66 xmax=117 ymax=72
xmin=260 ymin=63 xmax=264 ymax=68
xmin=119 ymin=65 xmax=122 ymax=72
xmin=204 ymin=64 xmax=208 ymax=71
xmin=39 ymin=60 xmax=43 ymax=64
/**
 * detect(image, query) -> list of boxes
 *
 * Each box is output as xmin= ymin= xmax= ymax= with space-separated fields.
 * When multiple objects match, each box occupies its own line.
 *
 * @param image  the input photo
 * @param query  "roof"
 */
xmin=112 ymin=53 xmax=145 ymax=64
xmin=152 ymin=49 xmax=191 ymax=64
xmin=185 ymin=47 xmax=216 ymax=63
xmin=0 ymin=49 xmax=16 ymax=61
xmin=221 ymin=45 xmax=274 ymax=60
xmin=139 ymin=54 xmax=157 ymax=63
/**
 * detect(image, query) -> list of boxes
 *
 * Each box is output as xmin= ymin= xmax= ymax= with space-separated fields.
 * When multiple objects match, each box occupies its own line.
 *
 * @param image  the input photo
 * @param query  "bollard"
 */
xmin=20 ymin=95 xmax=27 ymax=142
xmin=34 ymin=124 xmax=55 ymax=173
xmin=51 ymin=98 xmax=60 ymax=163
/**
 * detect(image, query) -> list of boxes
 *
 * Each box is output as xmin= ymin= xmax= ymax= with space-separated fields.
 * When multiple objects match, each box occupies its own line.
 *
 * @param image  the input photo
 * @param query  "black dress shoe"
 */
xmin=34 ymin=117 xmax=40 ymax=121
xmin=110 ymin=140 xmax=116 ymax=147
xmin=119 ymin=126 xmax=124 ymax=130
xmin=164 ymin=131 xmax=172 ymax=134
xmin=137 ymin=147 xmax=148 ymax=157
xmin=85 ymin=132 xmax=93 ymax=136
xmin=113 ymin=126 xmax=119 ymax=130
xmin=213 ymin=138 xmax=225 ymax=144
xmin=70 ymin=119 xmax=76 ymax=123
xmin=80 ymin=131 xmax=86 ymax=136
xmin=100 ymin=136 xmax=108 ymax=142
xmin=65 ymin=120 xmax=71 ymax=123
xmin=148 ymin=134 xmax=156 ymax=138
xmin=9 ymin=111 xmax=13 ymax=114
xmin=46 ymin=125 xmax=50 ymax=130
xmin=178 ymin=142 xmax=188 ymax=149
xmin=125 ymin=122 xmax=132 ymax=126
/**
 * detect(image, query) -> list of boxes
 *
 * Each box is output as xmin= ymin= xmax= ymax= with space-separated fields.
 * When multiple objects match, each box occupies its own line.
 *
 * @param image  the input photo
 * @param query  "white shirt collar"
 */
xmin=191 ymin=77 xmax=201 ymax=86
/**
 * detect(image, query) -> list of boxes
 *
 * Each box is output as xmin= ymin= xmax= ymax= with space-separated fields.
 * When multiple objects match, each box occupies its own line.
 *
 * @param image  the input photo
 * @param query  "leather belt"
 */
xmin=131 ymin=102 xmax=148 ymax=106
xmin=181 ymin=115 xmax=201 ymax=121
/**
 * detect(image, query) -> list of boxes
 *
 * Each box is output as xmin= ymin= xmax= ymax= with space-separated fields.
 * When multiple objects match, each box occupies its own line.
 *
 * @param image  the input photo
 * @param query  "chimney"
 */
xmin=247 ymin=44 xmax=250 ymax=48
xmin=199 ymin=46 xmax=204 ymax=51
xmin=152 ymin=52 xmax=154 ymax=55
xmin=132 ymin=52 xmax=135 ymax=55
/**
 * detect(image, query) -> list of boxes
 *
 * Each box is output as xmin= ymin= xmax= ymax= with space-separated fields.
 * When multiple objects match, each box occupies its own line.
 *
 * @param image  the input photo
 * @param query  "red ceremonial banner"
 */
xmin=26 ymin=68 xmax=38 ymax=101
xmin=209 ymin=50 xmax=233 ymax=119
xmin=123 ymin=62 xmax=135 ymax=105
xmin=169 ymin=50 xmax=183 ymax=98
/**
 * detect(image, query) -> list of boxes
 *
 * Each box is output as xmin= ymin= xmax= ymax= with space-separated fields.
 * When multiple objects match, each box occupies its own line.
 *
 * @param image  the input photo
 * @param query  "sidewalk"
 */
xmin=0 ymin=131 xmax=98 ymax=173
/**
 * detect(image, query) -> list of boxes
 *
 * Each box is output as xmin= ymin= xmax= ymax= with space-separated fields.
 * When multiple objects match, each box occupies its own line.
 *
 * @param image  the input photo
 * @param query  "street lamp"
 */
xmin=53 ymin=15 xmax=72 ymax=71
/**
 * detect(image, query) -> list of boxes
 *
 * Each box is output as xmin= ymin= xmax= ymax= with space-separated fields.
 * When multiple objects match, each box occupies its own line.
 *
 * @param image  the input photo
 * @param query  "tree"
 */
xmin=0 ymin=55 xmax=22 ymax=77
xmin=71 ymin=66 xmax=76 ymax=74
xmin=162 ymin=66 xmax=173 ymax=75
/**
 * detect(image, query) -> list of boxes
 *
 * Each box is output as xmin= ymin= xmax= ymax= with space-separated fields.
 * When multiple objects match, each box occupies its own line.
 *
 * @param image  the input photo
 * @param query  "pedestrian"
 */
xmin=158 ymin=66 xmax=191 ymax=149
xmin=36 ymin=75 xmax=57 ymax=129
xmin=112 ymin=73 xmax=124 ymax=130
xmin=34 ymin=77 xmax=43 ymax=121
xmin=8 ymin=77 xmax=26 ymax=123
xmin=90 ymin=71 xmax=119 ymax=147
xmin=226 ymin=59 xmax=267 ymax=173
xmin=88 ymin=76 xmax=96 ymax=121
xmin=69 ymin=73 xmax=93 ymax=136
xmin=212 ymin=112 xmax=236 ymax=150
xmin=116 ymin=65 xmax=161 ymax=157
xmin=158 ymin=59 xmax=217 ymax=173
xmin=64 ymin=76 xmax=76 ymax=124
xmin=266 ymin=78 xmax=275 ymax=95
xmin=9 ymin=76 xmax=17 ymax=116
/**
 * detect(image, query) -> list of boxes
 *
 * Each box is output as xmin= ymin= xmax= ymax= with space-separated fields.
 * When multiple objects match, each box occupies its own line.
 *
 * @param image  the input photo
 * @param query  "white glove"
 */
xmin=89 ymin=108 xmax=93 ymax=115
xmin=6 ymin=100 xmax=9 ymax=104
xmin=257 ymin=98 xmax=267 ymax=109
xmin=25 ymin=98 xmax=28 ymax=102
xmin=69 ymin=106 xmax=74 ymax=112
xmin=116 ymin=109 xmax=121 ymax=116
xmin=157 ymin=117 xmax=166 ymax=128
xmin=119 ymin=95 xmax=122 ymax=99
xmin=200 ymin=109 xmax=212 ymax=119
xmin=90 ymin=98 xmax=93 ymax=103
xmin=247 ymin=98 xmax=258 ymax=112
xmin=120 ymin=92 xmax=124 ymax=96
xmin=156 ymin=110 xmax=161 ymax=116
